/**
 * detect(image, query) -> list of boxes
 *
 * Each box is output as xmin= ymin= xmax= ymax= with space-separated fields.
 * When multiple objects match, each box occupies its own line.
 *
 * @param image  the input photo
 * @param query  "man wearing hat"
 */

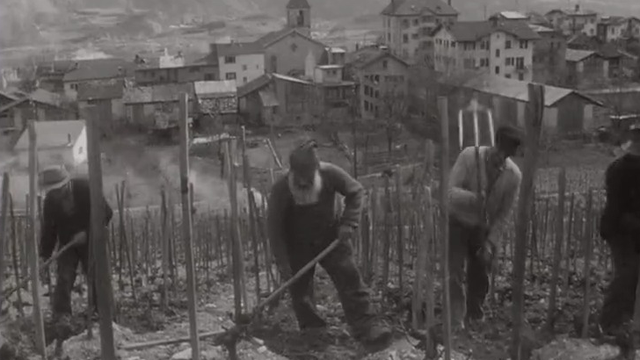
xmin=448 ymin=125 xmax=523 ymax=329
xmin=267 ymin=139 xmax=392 ymax=351
xmin=599 ymin=123 xmax=640 ymax=338
xmin=39 ymin=166 xmax=113 ymax=322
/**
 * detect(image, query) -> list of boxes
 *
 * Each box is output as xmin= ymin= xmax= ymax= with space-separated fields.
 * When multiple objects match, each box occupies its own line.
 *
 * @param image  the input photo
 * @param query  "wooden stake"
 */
xmin=27 ymin=121 xmax=47 ymax=359
xmin=438 ymin=96 xmax=452 ymax=360
xmin=546 ymin=167 xmax=566 ymax=331
xmin=178 ymin=93 xmax=200 ymax=357
xmin=0 ymin=173 xmax=9 ymax=311
xmin=510 ymin=84 xmax=544 ymax=359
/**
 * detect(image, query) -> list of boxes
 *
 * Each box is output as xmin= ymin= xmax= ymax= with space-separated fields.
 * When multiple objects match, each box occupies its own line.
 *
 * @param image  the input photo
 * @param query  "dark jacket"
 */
xmin=600 ymin=154 xmax=640 ymax=241
xmin=267 ymin=162 xmax=364 ymax=269
xmin=40 ymin=177 xmax=114 ymax=260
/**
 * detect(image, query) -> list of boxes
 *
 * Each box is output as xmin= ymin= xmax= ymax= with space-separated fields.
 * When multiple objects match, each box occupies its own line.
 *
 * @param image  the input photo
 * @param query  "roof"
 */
xmin=254 ymin=28 xmax=325 ymax=49
xmin=238 ymin=74 xmax=273 ymax=98
xmin=495 ymin=11 xmax=528 ymax=19
xmin=454 ymin=73 xmax=603 ymax=107
xmin=286 ymin=0 xmax=310 ymax=9
xmin=63 ymin=58 xmax=136 ymax=82
xmin=0 ymin=89 xmax=64 ymax=114
xmin=318 ymin=65 xmax=344 ymax=69
xmin=545 ymin=7 xmax=597 ymax=17
xmin=213 ymin=42 xmax=265 ymax=57
xmin=445 ymin=20 xmax=540 ymax=42
xmin=271 ymin=73 xmax=312 ymax=85
xmin=600 ymin=16 xmax=628 ymax=26
xmin=0 ymin=90 xmax=19 ymax=102
xmin=77 ymin=80 xmax=125 ymax=101
xmin=598 ymin=43 xmax=624 ymax=59
xmin=528 ymin=24 xmax=556 ymax=33
xmin=565 ymin=49 xmax=596 ymax=62
xmin=329 ymin=47 xmax=347 ymax=53
xmin=380 ymin=0 xmax=458 ymax=16
xmin=13 ymin=120 xmax=86 ymax=151
xmin=123 ymin=83 xmax=194 ymax=104
xmin=194 ymin=80 xmax=237 ymax=97
xmin=346 ymin=47 xmax=409 ymax=69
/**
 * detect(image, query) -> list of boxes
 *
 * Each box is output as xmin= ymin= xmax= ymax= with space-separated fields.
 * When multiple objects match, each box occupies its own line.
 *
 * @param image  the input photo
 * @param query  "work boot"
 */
xmin=358 ymin=322 xmax=393 ymax=353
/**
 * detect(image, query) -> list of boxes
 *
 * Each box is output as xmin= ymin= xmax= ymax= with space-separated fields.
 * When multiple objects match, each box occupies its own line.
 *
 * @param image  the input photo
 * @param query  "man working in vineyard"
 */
xmin=599 ymin=123 xmax=640 ymax=338
xmin=267 ymin=139 xmax=392 ymax=352
xmin=40 ymin=166 xmax=114 ymax=324
xmin=448 ymin=125 xmax=523 ymax=329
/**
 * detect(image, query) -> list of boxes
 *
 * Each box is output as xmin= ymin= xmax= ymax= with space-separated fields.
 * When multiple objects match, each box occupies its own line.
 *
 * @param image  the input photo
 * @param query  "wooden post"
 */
xmin=438 ymin=97 xmax=452 ymax=360
xmin=178 ymin=93 xmax=200 ymax=357
xmin=86 ymin=107 xmax=117 ymax=359
xmin=27 ymin=121 xmax=47 ymax=359
xmin=510 ymin=84 xmax=544 ymax=360
xmin=241 ymin=126 xmax=261 ymax=305
xmin=0 ymin=173 xmax=9 ymax=311
xmin=546 ymin=167 xmax=566 ymax=331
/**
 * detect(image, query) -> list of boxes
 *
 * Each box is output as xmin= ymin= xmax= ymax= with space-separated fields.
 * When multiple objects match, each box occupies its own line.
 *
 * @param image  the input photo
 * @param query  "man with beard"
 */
xmin=448 ymin=125 xmax=523 ymax=329
xmin=39 ymin=166 xmax=113 ymax=324
xmin=267 ymin=139 xmax=392 ymax=351
xmin=598 ymin=123 xmax=640 ymax=340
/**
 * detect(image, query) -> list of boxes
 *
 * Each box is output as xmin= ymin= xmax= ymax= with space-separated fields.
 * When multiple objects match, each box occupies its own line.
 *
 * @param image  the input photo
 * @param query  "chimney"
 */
xmin=575 ymin=4 xmax=580 ymax=12
xmin=67 ymin=133 xmax=72 ymax=145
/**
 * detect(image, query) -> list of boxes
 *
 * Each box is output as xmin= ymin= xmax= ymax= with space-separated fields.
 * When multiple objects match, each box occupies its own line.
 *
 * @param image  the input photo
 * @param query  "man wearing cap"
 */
xmin=267 ymin=139 xmax=392 ymax=351
xmin=598 ymin=123 xmax=640 ymax=338
xmin=39 ymin=166 xmax=113 ymax=322
xmin=448 ymin=125 xmax=523 ymax=329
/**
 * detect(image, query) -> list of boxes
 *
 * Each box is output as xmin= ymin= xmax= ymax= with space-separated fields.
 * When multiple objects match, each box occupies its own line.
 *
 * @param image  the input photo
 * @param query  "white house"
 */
xmin=12 ymin=120 xmax=87 ymax=169
xmin=212 ymin=42 xmax=265 ymax=86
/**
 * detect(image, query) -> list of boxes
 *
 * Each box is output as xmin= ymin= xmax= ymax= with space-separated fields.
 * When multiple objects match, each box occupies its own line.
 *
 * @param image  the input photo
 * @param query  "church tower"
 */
xmin=286 ymin=0 xmax=311 ymax=37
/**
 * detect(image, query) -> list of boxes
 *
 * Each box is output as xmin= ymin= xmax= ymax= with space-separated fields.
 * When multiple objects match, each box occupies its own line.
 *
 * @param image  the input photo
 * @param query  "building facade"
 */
xmin=545 ymin=6 xmax=599 ymax=36
xmin=380 ymin=0 xmax=458 ymax=63
xmin=286 ymin=0 xmax=311 ymax=37
xmin=214 ymin=42 xmax=265 ymax=86
xmin=530 ymin=24 xmax=567 ymax=85
xmin=257 ymin=28 xmax=327 ymax=77
xmin=432 ymin=19 xmax=540 ymax=81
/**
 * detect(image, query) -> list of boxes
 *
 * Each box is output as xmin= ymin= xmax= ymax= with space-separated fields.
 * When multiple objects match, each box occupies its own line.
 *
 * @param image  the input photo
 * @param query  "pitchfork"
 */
xmin=457 ymin=97 xmax=498 ymax=310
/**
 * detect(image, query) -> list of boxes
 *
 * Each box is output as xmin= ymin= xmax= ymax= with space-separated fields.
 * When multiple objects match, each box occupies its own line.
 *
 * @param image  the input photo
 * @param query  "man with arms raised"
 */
xmin=267 ymin=139 xmax=392 ymax=351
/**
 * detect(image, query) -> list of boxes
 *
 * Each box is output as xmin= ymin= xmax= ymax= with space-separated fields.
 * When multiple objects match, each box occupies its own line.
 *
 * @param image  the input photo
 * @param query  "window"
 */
xmin=224 ymin=56 xmax=236 ymax=64
xmin=242 ymin=65 xmax=248 ymax=71
xmin=413 ymin=19 xmax=419 ymax=26
xmin=382 ymin=60 xmax=388 ymax=69
xmin=412 ymin=33 xmax=419 ymax=39
xmin=519 ymin=40 xmax=528 ymax=49
xmin=506 ymin=74 xmax=511 ymax=78
xmin=451 ymin=41 xmax=456 ymax=48
xmin=402 ymin=19 xmax=409 ymax=28
xmin=495 ymin=49 xmax=500 ymax=57
xmin=516 ymin=57 xmax=524 ymax=69
xmin=403 ymin=34 xmax=409 ymax=43
xmin=226 ymin=72 xmax=236 ymax=80
xmin=495 ymin=66 xmax=500 ymax=74
xmin=506 ymin=57 xmax=513 ymax=66
xmin=204 ymin=74 xmax=216 ymax=80
xmin=78 ymin=146 xmax=83 ymax=154
xmin=243 ymin=77 xmax=247 ymax=83
xmin=505 ymin=40 xmax=512 ymax=49
xmin=518 ymin=73 xmax=524 ymax=80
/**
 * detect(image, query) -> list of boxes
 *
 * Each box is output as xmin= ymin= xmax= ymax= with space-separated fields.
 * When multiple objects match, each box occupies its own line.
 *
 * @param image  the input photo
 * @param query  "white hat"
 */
xmin=39 ymin=165 xmax=71 ymax=192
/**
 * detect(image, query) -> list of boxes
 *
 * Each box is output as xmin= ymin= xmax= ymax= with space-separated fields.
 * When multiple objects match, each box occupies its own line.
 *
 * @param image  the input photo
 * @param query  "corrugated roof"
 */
xmin=214 ymin=42 xmax=264 ymax=57
xmin=286 ymin=0 xmax=310 ymax=9
xmin=259 ymin=89 xmax=279 ymax=107
xmin=496 ymin=11 xmax=528 ymax=19
xmin=63 ymin=58 xmax=136 ymax=82
xmin=194 ymin=80 xmax=237 ymax=97
xmin=13 ymin=120 xmax=86 ymax=151
xmin=447 ymin=20 xmax=541 ymax=41
xmin=123 ymin=83 xmax=194 ymax=104
xmin=77 ymin=80 xmax=125 ymax=101
xmin=271 ymin=73 xmax=312 ymax=85
xmin=565 ymin=49 xmax=595 ymax=62
xmin=457 ymin=73 xmax=602 ymax=107
xmin=380 ymin=0 xmax=458 ymax=16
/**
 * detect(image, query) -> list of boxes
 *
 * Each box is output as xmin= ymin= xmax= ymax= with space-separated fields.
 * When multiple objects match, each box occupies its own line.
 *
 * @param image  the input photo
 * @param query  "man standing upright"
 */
xmin=599 ymin=123 xmax=640 ymax=338
xmin=39 ymin=166 xmax=113 ymax=323
xmin=267 ymin=139 xmax=392 ymax=352
xmin=448 ymin=125 xmax=523 ymax=329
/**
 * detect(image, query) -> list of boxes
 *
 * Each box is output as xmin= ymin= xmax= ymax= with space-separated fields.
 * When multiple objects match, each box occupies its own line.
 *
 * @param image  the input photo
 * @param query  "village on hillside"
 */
xmin=2 ymin=0 xmax=640 ymax=359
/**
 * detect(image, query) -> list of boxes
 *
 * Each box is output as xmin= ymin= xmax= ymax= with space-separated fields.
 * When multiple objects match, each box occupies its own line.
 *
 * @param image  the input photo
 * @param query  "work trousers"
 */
xmin=286 ymin=236 xmax=376 ymax=339
xmin=600 ymin=236 xmax=639 ymax=334
xmin=52 ymin=245 xmax=98 ymax=319
xmin=448 ymin=218 xmax=491 ymax=327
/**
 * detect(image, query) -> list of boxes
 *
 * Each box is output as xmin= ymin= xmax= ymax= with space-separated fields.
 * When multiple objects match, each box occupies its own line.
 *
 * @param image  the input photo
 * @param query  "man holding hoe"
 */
xmin=267 ymin=139 xmax=392 ymax=352
xmin=448 ymin=125 xmax=523 ymax=329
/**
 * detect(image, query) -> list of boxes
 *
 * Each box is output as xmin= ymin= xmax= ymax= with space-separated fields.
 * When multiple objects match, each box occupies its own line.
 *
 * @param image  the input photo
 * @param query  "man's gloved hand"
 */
xmin=338 ymin=225 xmax=355 ymax=244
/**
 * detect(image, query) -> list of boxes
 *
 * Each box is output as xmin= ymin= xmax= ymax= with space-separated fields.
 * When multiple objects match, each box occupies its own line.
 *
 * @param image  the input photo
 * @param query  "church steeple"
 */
xmin=286 ymin=0 xmax=311 ymax=37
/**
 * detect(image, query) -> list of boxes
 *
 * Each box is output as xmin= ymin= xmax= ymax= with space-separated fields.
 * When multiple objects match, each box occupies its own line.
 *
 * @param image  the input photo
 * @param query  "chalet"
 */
xmin=122 ymin=83 xmax=195 ymax=129
xmin=63 ymin=58 xmax=136 ymax=100
xmin=134 ymin=51 xmax=218 ymax=86
xmin=12 ymin=120 xmax=87 ymax=168
xmin=211 ymin=42 xmax=265 ymax=86
xmin=0 ymin=89 xmax=76 ymax=132
xmin=597 ymin=16 xmax=629 ymax=43
xmin=77 ymin=80 xmax=126 ymax=134
xmin=193 ymin=80 xmax=238 ymax=129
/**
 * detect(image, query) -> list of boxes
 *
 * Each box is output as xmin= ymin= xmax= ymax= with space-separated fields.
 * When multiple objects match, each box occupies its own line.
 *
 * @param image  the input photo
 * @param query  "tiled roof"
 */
xmin=77 ymin=80 xmax=125 ymax=101
xmin=62 ymin=58 xmax=136 ymax=82
xmin=237 ymin=74 xmax=273 ymax=98
xmin=446 ymin=20 xmax=541 ymax=41
xmin=565 ymin=49 xmax=596 ymax=62
xmin=123 ymin=83 xmax=194 ymax=104
xmin=346 ymin=47 xmax=409 ymax=69
xmin=213 ymin=42 xmax=264 ymax=57
xmin=13 ymin=120 xmax=86 ymax=151
xmin=286 ymin=0 xmax=310 ymax=9
xmin=380 ymin=0 xmax=458 ymax=16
